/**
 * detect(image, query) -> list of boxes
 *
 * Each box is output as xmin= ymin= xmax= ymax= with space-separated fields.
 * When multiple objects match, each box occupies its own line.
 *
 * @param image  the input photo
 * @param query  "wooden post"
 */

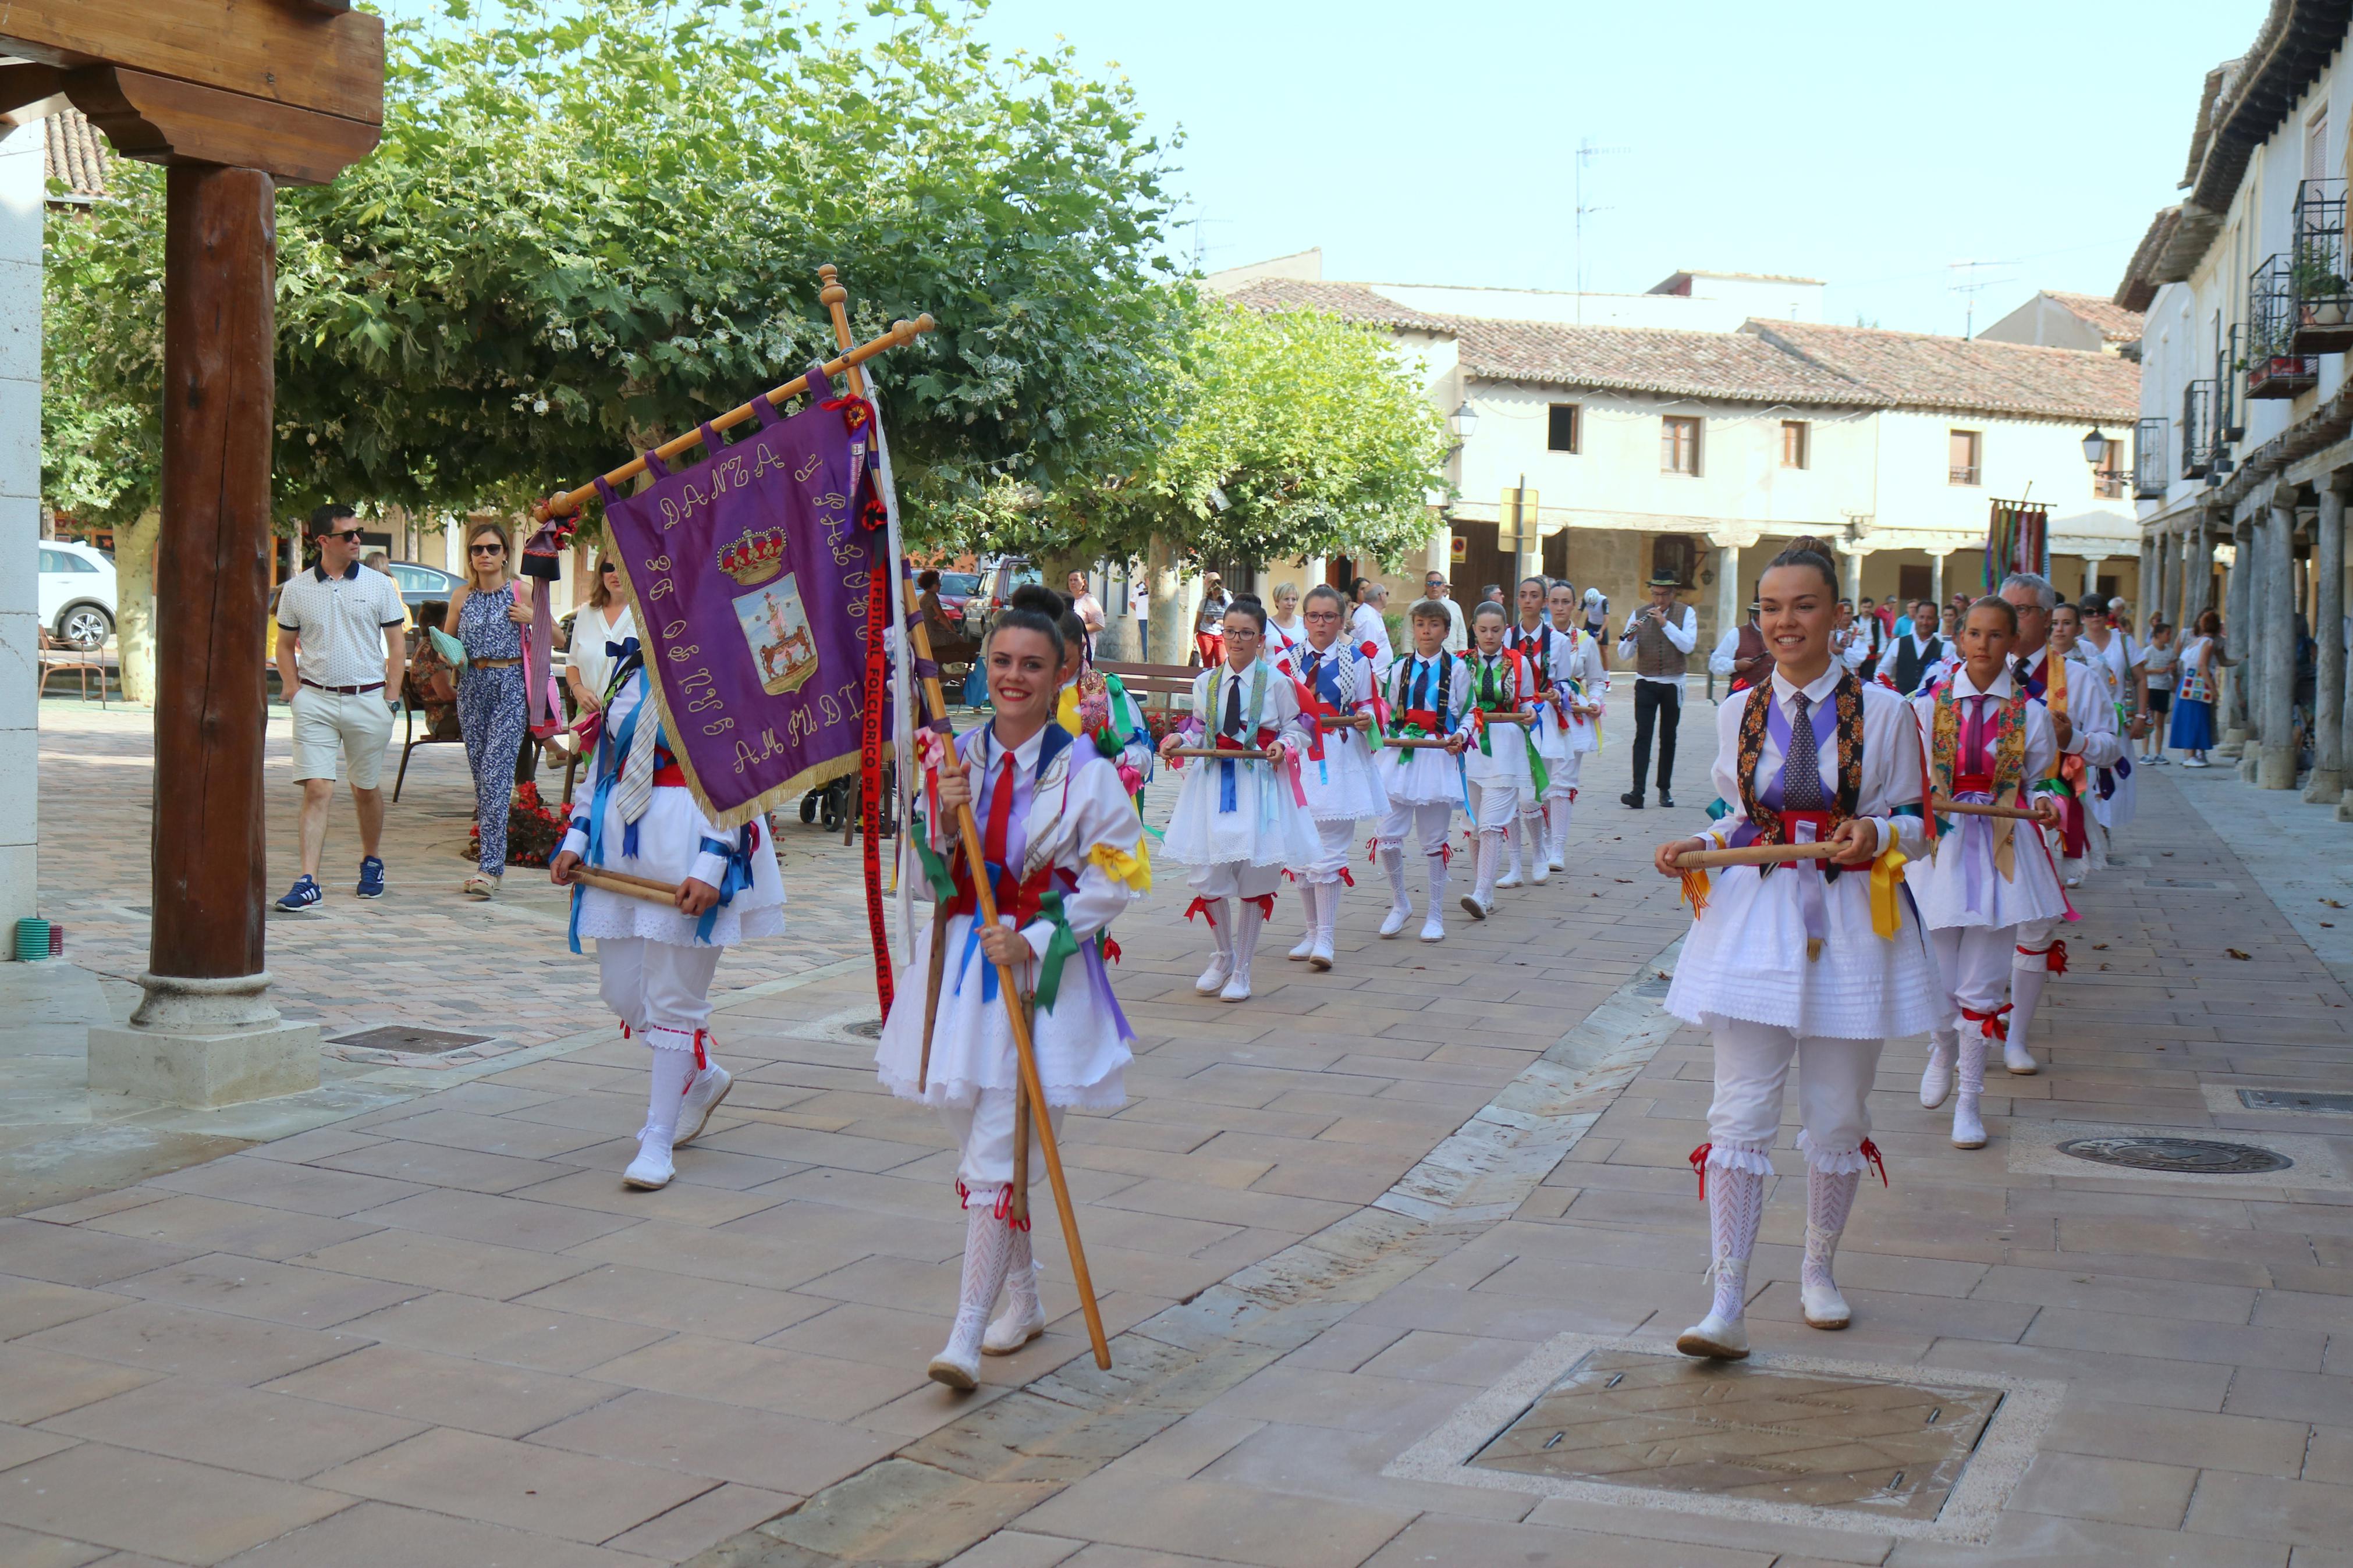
xmin=152 ymin=165 xmax=275 ymax=983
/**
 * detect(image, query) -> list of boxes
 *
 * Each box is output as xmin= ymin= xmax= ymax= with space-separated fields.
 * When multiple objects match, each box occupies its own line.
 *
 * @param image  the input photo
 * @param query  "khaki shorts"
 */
xmin=291 ymin=685 xmax=396 ymax=789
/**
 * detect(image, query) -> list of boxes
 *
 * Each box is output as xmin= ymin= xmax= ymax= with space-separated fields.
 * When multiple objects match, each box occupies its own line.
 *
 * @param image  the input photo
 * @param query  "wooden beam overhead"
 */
xmin=66 ymin=66 xmax=379 ymax=186
xmin=0 ymin=0 xmax=382 ymax=127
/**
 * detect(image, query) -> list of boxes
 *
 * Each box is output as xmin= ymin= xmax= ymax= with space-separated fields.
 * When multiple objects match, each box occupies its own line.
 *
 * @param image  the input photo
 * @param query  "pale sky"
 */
xmin=968 ymin=0 xmax=2260 ymax=335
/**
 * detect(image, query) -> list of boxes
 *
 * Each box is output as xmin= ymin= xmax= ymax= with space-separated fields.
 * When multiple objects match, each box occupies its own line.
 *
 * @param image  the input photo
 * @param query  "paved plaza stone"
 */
xmin=5 ymin=691 xmax=2353 ymax=1565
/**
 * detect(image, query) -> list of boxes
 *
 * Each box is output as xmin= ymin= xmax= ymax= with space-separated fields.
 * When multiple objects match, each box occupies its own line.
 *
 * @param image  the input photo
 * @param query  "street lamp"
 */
xmin=1449 ymin=400 xmax=1479 ymax=443
xmin=2080 ymin=428 xmax=2114 ymax=468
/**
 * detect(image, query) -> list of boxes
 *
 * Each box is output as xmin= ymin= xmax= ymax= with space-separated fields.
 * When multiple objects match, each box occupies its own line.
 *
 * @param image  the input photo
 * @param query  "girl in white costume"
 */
xmin=1535 ymin=580 xmax=1607 ymax=870
xmin=1460 ymin=601 xmax=1550 ymax=917
xmin=1274 ymin=585 xmax=1389 ymax=970
xmin=1651 ymin=538 xmax=1941 ymax=1360
xmin=1904 ymin=597 xmax=2068 ymax=1150
xmin=1499 ymin=577 xmax=1563 ymax=886
xmin=2045 ymin=603 xmax=2125 ymax=886
xmin=1373 ymin=599 xmax=1474 ymax=943
xmin=873 ymin=607 xmax=1148 ymax=1389
xmin=551 ymin=643 xmax=786 ymax=1192
xmin=1158 ymin=599 xmax=1319 ymax=1002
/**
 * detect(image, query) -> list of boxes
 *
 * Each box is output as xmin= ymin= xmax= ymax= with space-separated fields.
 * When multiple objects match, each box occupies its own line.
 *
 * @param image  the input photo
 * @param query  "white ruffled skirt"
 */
xmin=1160 ymin=752 xmax=1322 ymax=869
xmin=1666 ymin=862 xmax=1943 ymax=1040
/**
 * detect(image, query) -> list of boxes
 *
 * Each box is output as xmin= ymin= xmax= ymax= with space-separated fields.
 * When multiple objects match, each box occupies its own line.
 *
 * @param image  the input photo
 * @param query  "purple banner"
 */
xmin=601 ymin=395 xmax=889 ymax=828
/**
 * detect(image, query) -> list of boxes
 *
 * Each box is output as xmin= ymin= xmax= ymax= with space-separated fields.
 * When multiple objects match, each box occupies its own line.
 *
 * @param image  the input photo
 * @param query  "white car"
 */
xmin=38 ymin=541 xmax=118 ymax=650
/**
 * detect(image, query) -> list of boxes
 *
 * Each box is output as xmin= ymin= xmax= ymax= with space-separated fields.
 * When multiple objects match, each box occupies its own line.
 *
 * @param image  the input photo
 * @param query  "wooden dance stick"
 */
xmin=533 ymin=311 xmax=938 ymax=522
xmin=1673 ymin=841 xmax=1846 ymax=870
xmin=1165 ymin=746 xmax=1277 ymax=760
xmin=1929 ymin=796 xmax=2046 ymax=822
xmin=823 ymin=270 xmax=1111 ymax=1371
xmin=1476 ymin=711 xmax=1536 ymax=726
xmin=571 ymin=867 xmax=683 ymax=904
xmin=1381 ymin=735 xmax=1460 ymax=750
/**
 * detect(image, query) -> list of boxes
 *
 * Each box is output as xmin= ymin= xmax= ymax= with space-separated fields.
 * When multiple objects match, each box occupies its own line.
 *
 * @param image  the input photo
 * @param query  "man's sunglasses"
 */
xmin=327 ymin=528 xmax=363 ymax=542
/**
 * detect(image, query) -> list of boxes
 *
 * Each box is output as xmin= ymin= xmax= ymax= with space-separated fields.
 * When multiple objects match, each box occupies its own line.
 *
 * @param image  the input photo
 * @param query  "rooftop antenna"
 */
xmin=1947 ymin=259 xmax=2013 ymax=339
xmin=1574 ymin=138 xmax=1628 ymax=323
xmin=1185 ymin=211 xmax=1236 ymax=273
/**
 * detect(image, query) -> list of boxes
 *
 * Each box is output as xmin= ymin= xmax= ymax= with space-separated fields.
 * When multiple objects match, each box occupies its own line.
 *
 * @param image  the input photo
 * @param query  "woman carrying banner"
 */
xmin=1159 ymin=598 xmax=1318 ymax=1002
xmin=873 ymin=605 xmax=1148 ymax=1388
xmin=1648 ymin=537 xmax=1940 ymax=1359
xmin=1904 ymin=596 xmax=2067 ymax=1150
xmin=549 ymin=637 xmax=786 ymax=1193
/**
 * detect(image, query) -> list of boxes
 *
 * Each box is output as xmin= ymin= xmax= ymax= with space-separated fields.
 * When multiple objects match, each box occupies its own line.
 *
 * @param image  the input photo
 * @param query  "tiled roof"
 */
xmin=1746 ymin=319 xmax=2141 ymax=423
xmin=1453 ymin=318 xmax=1879 ymax=406
xmin=2115 ymin=207 xmax=2183 ymax=312
xmin=2043 ymin=291 xmax=2146 ymax=343
xmin=43 ymin=108 xmax=109 ymax=202
xmin=1219 ymin=278 xmax=1457 ymax=333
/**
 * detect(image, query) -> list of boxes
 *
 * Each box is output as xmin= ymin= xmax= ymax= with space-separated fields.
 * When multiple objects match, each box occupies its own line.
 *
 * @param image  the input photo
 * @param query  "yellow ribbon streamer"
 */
xmin=1678 ymin=867 xmax=1712 ymax=919
xmin=1868 ymin=841 xmax=1909 ymax=941
xmin=1088 ymin=838 xmax=1154 ymax=893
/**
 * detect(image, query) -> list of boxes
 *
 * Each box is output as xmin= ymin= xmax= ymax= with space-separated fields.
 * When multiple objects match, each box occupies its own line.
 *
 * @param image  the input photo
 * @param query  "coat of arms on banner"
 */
xmin=596 ymin=392 xmax=892 ymax=827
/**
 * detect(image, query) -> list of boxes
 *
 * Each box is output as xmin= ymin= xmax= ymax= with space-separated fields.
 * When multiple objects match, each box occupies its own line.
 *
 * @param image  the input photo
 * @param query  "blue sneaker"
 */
xmin=356 ymin=856 xmax=386 ymax=899
xmin=275 ymin=874 xmax=322 ymax=913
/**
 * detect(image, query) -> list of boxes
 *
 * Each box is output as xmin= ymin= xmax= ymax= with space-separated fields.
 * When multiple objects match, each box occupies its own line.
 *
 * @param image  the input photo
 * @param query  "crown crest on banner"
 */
xmin=717 ymin=525 xmax=788 ymax=586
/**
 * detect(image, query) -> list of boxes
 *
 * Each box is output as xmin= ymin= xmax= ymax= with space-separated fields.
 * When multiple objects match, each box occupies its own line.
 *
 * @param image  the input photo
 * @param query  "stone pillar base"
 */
xmin=87 ymin=970 xmax=320 ymax=1108
xmin=2239 ymin=755 xmax=2262 ymax=783
xmin=2338 ymin=798 xmax=2353 ymax=823
xmin=2259 ymin=745 xmax=2299 ymax=790
xmin=88 ymin=1019 xmax=321 ymax=1107
xmin=2306 ymin=769 xmax=2345 ymax=805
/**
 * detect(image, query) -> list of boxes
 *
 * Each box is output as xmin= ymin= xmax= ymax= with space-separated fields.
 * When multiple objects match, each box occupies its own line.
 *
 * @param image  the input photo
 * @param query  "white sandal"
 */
xmin=460 ymin=873 xmax=499 ymax=898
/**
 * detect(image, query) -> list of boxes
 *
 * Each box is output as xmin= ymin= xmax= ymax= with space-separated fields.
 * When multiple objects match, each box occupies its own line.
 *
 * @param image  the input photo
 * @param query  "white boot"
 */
xmin=1378 ymin=844 xmax=1411 ymax=938
xmin=930 ymin=1204 xmax=1014 ymax=1390
xmin=2007 ymin=950 xmax=2051 ymax=1075
xmin=675 ymin=1061 xmax=733 ymax=1146
xmin=1919 ymin=1028 xmax=1957 ymax=1109
xmin=1676 ymin=1157 xmax=1764 ymax=1361
xmin=1420 ymin=854 xmax=1449 ymax=942
xmin=1287 ymin=884 xmax=1319 ymax=961
xmin=1222 ymin=899 xmax=1264 ymax=1002
xmin=625 ymin=1040 xmax=695 ymax=1189
xmin=1523 ymin=816 xmax=1550 ymax=884
xmin=1461 ymin=830 xmax=1500 ymax=919
xmin=1801 ymin=1164 xmax=1862 ymax=1330
xmin=982 ymin=1226 xmax=1046 ymax=1354
xmin=1310 ymin=879 xmax=1339 ymax=971
xmin=1546 ymin=799 xmax=1569 ymax=870
xmin=1496 ymin=820 xmax=1524 ymax=890
xmin=1193 ymin=899 xmax=1233 ymax=994
xmin=623 ymin=1136 xmax=675 ymax=1190
xmin=1951 ymin=1026 xmax=1989 ymax=1149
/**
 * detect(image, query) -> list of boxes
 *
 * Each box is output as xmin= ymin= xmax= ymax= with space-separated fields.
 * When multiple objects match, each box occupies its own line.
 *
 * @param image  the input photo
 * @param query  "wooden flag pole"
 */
xmin=1674 ymin=841 xmax=1845 ymax=870
xmin=818 ymin=266 xmax=1113 ymax=1373
xmin=1929 ymin=796 xmax=2046 ymax=823
xmin=531 ymin=314 xmax=938 ymax=523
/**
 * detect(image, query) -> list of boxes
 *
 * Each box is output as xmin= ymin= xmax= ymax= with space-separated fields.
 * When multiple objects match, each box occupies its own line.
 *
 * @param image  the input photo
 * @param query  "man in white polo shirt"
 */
xmin=273 ymin=504 xmax=407 ymax=911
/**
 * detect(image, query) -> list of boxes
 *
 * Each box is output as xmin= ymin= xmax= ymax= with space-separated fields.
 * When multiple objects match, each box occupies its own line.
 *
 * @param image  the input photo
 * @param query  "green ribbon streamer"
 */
xmin=1031 ymin=886 xmax=1084 ymax=1013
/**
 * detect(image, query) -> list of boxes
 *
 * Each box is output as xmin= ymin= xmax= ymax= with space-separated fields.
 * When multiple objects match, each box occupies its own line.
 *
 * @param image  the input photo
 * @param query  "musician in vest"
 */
xmin=550 ymin=638 xmax=786 ymax=1193
xmin=1996 ymin=573 xmax=2123 ymax=1072
xmin=1905 ymin=597 xmax=2068 ymax=1150
xmin=1275 ymin=585 xmax=1389 ymax=970
xmin=1618 ymin=572 xmax=1698 ymax=809
xmin=1707 ymin=592 xmax=1770 ymax=694
xmin=1159 ymin=598 xmax=1319 ymax=1001
xmin=1889 ymin=599 xmax=1947 ymax=694
xmin=1373 ymin=599 xmax=1475 ymax=943
xmin=1461 ymin=601 xmax=1552 ymax=917
xmin=1538 ymin=581 xmax=1609 ymax=870
xmin=1649 ymin=538 xmax=1941 ymax=1359
xmin=874 ymin=605 xmax=1149 ymax=1388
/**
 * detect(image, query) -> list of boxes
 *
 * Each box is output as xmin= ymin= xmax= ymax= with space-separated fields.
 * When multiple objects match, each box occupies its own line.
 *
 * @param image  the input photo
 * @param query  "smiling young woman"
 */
xmin=1647 ymin=537 xmax=1943 ymax=1360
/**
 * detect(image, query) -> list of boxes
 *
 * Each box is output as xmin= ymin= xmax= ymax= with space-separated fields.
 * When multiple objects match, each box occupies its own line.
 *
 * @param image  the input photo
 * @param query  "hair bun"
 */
xmin=1008 ymin=584 xmax=1070 ymax=618
xmin=1782 ymin=534 xmax=1833 ymax=557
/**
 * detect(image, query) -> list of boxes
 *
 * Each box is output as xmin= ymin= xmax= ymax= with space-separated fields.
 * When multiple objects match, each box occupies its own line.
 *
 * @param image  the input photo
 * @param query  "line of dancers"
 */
xmin=1649 ymin=543 xmax=2129 ymax=1359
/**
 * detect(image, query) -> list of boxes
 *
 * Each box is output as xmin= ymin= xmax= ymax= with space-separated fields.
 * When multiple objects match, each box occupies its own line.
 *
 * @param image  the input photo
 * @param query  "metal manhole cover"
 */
xmin=2057 ymin=1136 xmax=2291 ymax=1175
xmin=845 ymin=1019 xmax=885 ymax=1039
xmin=2240 ymin=1089 xmax=2353 ymax=1114
xmin=327 ymin=1026 xmax=494 ymax=1055
xmin=1469 ymin=1350 xmax=2002 ymax=1521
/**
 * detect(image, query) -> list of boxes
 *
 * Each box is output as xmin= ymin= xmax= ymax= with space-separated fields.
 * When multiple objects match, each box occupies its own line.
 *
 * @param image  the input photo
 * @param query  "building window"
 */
xmin=1662 ymin=415 xmax=1701 ymax=475
xmin=1547 ymin=404 xmax=1580 ymax=454
xmin=2094 ymin=436 xmax=2127 ymax=499
xmin=1653 ymin=534 xmax=1698 ymax=588
xmin=1780 ymin=419 xmax=1809 ymax=469
xmin=1949 ymin=429 xmax=1982 ymax=486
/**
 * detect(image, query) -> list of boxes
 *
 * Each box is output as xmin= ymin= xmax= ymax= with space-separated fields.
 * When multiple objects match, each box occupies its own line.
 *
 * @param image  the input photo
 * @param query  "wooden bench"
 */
xmin=1096 ymin=660 xmax=1197 ymax=709
xmin=37 ymin=629 xmax=115 ymax=704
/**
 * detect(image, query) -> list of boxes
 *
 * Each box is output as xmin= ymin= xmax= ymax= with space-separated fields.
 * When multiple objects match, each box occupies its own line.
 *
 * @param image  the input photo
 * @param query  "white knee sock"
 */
xmin=1315 ymin=879 xmax=1340 ymax=944
xmin=1504 ymin=819 xmax=1524 ymax=879
xmin=1232 ymin=898 xmax=1265 ymax=971
xmin=1204 ymin=899 xmax=1234 ymax=959
xmin=641 ymin=1040 xmax=697 ymax=1147
xmin=946 ymin=1205 xmax=1015 ymax=1362
xmin=1474 ymin=829 xmax=1503 ymax=905
xmin=2009 ymin=948 xmax=2052 ymax=1053
xmin=1803 ymin=1166 xmax=1860 ymax=1293
xmin=1706 ymin=1162 xmax=1767 ymax=1321
xmin=1425 ymin=849 xmax=1450 ymax=909
xmin=1002 ymin=1224 xmax=1039 ymax=1320
xmin=1380 ymin=844 xmax=1410 ymax=909
xmin=1289 ymin=884 xmax=1319 ymax=958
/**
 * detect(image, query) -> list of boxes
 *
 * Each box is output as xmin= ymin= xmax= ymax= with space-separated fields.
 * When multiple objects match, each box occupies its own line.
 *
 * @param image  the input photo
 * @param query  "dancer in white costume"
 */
xmin=1273 ymin=585 xmax=1389 ymax=970
xmin=1460 ymin=601 xmax=1549 ymax=918
xmin=1651 ymin=538 xmax=1941 ymax=1359
xmin=1993 ymin=574 xmax=2122 ymax=1074
xmin=872 ymin=606 xmax=1148 ymax=1388
xmin=551 ymin=642 xmax=786 ymax=1192
xmin=1536 ymin=580 xmax=1607 ymax=871
xmin=1903 ymin=597 xmax=2068 ymax=1149
xmin=1158 ymin=599 xmax=1319 ymax=1002
xmin=1499 ymin=577 xmax=1562 ymax=886
xmin=1372 ymin=599 xmax=1474 ymax=943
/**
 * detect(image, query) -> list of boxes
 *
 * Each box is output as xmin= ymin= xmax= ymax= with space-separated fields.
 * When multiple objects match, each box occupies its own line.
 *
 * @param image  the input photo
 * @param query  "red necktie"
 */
xmin=984 ymin=751 xmax=1017 ymax=907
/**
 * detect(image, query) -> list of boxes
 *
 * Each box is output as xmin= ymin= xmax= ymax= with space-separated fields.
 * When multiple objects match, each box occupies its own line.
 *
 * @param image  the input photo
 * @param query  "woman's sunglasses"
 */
xmin=599 ymin=562 xmax=619 ymax=574
xmin=470 ymin=543 xmax=506 ymax=556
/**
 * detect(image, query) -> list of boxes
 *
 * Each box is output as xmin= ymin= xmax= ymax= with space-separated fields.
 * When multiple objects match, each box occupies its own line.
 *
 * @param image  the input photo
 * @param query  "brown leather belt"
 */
xmin=469 ymin=656 xmax=524 ymax=669
xmin=300 ymin=679 xmax=385 ymax=695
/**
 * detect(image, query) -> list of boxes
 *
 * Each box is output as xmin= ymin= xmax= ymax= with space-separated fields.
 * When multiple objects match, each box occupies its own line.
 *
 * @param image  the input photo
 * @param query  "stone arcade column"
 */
xmin=86 ymin=167 xmax=321 ymax=1104
xmin=2312 ymin=474 xmax=2348 ymax=805
xmin=2223 ymin=519 xmax=2253 ymax=751
xmin=2259 ymin=499 xmax=2300 ymax=789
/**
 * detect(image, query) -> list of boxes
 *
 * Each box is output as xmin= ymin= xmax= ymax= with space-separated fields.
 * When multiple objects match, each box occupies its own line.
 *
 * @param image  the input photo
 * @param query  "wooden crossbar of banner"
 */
xmin=1674 ymin=841 xmax=1845 ymax=870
